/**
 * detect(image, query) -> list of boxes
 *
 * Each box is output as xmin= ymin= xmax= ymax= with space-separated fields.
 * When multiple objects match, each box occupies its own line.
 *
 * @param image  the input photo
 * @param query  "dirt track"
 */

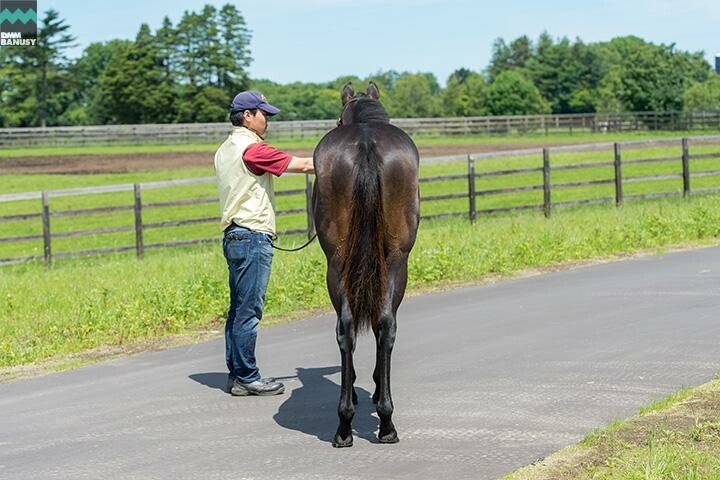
xmin=1 ymin=141 xmax=591 ymax=175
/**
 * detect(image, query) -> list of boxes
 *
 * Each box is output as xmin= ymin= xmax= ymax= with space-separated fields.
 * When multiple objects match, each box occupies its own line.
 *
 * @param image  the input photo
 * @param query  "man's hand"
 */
xmin=286 ymin=156 xmax=314 ymax=174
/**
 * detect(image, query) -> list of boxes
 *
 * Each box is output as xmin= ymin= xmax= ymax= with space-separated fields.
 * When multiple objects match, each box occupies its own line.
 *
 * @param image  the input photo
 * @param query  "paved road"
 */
xmin=2 ymin=247 xmax=720 ymax=480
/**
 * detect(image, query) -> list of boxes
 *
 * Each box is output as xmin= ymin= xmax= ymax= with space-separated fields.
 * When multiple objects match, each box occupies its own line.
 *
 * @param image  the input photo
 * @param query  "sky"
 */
xmin=42 ymin=0 xmax=720 ymax=86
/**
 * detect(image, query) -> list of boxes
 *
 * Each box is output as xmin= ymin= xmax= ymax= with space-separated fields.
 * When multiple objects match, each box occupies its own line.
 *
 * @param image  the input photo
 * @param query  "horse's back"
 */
xmin=314 ymin=123 xmax=417 ymax=176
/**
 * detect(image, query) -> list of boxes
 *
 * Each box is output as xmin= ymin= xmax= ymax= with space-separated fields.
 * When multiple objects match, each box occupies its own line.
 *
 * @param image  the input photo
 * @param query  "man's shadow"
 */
xmin=188 ymin=372 xmax=298 ymax=392
xmin=188 ymin=372 xmax=228 ymax=391
xmin=273 ymin=365 xmax=379 ymax=444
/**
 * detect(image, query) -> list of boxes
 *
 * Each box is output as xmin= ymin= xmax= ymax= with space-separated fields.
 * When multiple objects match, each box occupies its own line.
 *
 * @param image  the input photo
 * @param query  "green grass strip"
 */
xmin=504 ymin=377 xmax=720 ymax=479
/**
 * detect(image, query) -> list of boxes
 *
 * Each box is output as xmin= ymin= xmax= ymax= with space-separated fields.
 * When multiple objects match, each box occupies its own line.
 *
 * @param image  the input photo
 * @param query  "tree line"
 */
xmin=1 ymin=6 xmax=719 ymax=128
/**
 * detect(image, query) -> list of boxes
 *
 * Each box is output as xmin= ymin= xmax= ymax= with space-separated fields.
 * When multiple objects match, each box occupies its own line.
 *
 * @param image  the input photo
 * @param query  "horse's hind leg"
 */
xmin=333 ymin=296 xmax=357 ymax=448
xmin=374 ymin=310 xmax=398 ymax=443
xmin=326 ymin=257 xmax=357 ymax=448
xmin=373 ymin=256 xmax=408 ymax=444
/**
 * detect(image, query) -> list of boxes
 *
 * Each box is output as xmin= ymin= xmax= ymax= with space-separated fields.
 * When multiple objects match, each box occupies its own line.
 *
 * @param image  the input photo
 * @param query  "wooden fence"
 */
xmin=0 ymin=175 xmax=314 ymax=266
xmin=1 ymin=111 xmax=719 ymax=147
xmin=420 ymin=136 xmax=720 ymax=222
xmin=1 ymin=135 xmax=719 ymax=267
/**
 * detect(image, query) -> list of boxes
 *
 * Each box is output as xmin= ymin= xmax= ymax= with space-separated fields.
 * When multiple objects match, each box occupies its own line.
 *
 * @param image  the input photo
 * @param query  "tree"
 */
xmin=487 ymin=36 xmax=532 ymax=82
xmin=32 ymin=10 xmax=77 ymax=126
xmin=175 ymin=85 xmax=227 ymax=123
xmin=684 ymin=77 xmax=720 ymax=111
xmin=96 ymin=24 xmax=175 ymax=123
xmin=170 ymin=4 xmax=252 ymax=119
xmin=155 ymin=16 xmax=177 ymax=81
xmin=7 ymin=8 xmax=720 ymax=126
xmin=594 ymin=66 xmax=625 ymax=113
xmin=443 ymin=71 xmax=488 ymax=116
xmin=196 ymin=5 xmax=222 ymax=86
xmin=566 ymin=40 xmax=606 ymax=112
xmin=595 ymin=36 xmax=651 ymax=66
xmin=618 ymin=44 xmax=711 ymax=112
xmin=0 ymin=9 xmax=76 ymax=126
xmin=218 ymin=3 xmax=252 ymax=94
xmin=386 ymin=73 xmax=441 ymax=117
xmin=485 ymin=71 xmax=550 ymax=115
xmin=447 ymin=67 xmax=473 ymax=85
xmin=525 ymin=33 xmax=605 ymax=113
xmin=175 ymin=10 xmax=204 ymax=88
xmin=366 ymin=70 xmax=402 ymax=93
xmin=307 ymin=89 xmax=341 ymax=119
xmin=569 ymin=89 xmax=596 ymax=113
xmin=71 ymin=40 xmax=131 ymax=124
xmin=0 ymin=43 xmax=31 ymax=126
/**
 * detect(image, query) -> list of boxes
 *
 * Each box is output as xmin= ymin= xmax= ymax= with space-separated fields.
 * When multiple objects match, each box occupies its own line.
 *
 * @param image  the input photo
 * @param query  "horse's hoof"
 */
xmin=378 ymin=431 xmax=399 ymax=444
xmin=332 ymin=435 xmax=354 ymax=448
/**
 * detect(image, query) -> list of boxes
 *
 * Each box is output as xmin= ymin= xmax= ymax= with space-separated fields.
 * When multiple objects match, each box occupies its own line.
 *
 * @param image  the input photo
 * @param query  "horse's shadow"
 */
xmin=273 ymin=365 xmax=379 ymax=444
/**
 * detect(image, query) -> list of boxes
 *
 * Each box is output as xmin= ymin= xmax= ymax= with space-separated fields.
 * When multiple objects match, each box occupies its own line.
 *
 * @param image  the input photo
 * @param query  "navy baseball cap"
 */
xmin=230 ymin=91 xmax=281 ymax=115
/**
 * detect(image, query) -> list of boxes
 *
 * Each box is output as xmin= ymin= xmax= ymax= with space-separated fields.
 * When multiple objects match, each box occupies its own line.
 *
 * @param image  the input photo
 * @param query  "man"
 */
xmin=214 ymin=91 xmax=314 ymax=396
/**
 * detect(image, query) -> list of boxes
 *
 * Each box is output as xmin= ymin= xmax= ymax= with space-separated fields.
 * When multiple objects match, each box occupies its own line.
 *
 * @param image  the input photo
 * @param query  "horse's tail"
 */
xmin=342 ymin=132 xmax=387 ymax=333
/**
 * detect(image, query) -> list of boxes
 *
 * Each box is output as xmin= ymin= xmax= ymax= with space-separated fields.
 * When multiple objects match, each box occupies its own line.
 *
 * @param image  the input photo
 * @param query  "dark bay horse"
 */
xmin=312 ymin=82 xmax=420 ymax=447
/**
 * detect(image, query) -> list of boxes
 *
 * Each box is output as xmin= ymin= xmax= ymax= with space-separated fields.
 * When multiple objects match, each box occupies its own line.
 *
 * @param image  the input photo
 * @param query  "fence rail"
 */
xmin=1 ymin=135 xmax=720 ymax=267
xmin=1 ymin=110 xmax=719 ymax=147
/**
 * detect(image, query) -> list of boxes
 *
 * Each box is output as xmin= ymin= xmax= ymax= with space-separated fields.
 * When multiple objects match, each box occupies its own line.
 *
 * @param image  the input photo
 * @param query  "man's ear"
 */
xmin=341 ymin=82 xmax=354 ymax=106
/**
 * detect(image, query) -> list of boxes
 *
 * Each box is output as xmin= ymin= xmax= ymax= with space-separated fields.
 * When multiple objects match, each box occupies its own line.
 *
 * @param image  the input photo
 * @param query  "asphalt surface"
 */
xmin=2 ymin=247 xmax=720 ymax=480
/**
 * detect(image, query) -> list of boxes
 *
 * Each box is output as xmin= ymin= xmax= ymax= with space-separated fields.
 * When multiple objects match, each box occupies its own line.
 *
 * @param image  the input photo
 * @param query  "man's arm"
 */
xmin=243 ymin=144 xmax=313 ymax=176
xmin=285 ymin=156 xmax=314 ymax=174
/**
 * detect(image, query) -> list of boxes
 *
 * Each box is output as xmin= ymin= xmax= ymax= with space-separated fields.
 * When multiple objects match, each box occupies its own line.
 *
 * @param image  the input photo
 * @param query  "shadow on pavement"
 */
xmin=274 ymin=366 xmax=379 ymax=444
xmin=189 ymin=372 xmax=229 ymax=392
xmin=189 ymin=372 xmax=301 ymax=393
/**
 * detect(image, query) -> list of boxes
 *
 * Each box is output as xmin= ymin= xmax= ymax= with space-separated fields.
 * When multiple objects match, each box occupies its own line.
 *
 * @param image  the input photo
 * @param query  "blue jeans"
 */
xmin=223 ymin=225 xmax=274 ymax=383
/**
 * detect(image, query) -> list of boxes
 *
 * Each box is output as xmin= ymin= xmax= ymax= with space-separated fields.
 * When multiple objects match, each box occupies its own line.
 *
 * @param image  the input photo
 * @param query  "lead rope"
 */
xmin=271 ymin=174 xmax=318 ymax=251
xmin=271 ymin=233 xmax=318 ymax=252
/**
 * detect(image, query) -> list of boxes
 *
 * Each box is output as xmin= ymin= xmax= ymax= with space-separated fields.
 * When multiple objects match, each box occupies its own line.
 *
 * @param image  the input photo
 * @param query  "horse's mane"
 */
xmin=350 ymin=96 xmax=390 ymax=124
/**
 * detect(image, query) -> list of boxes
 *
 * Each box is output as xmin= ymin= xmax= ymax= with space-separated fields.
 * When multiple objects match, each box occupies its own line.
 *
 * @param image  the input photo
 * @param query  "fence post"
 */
xmin=305 ymin=174 xmax=315 ymax=239
xmin=133 ymin=184 xmax=144 ymax=259
xmin=41 ymin=192 xmax=52 ymax=268
xmin=543 ymin=148 xmax=551 ymax=218
xmin=682 ymin=138 xmax=690 ymax=198
xmin=614 ymin=143 xmax=623 ymax=207
xmin=467 ymin=155 xmax=476 ymax=223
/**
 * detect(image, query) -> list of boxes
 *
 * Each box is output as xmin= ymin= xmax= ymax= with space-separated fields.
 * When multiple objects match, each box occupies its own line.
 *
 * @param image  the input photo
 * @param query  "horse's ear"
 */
xmin=341 ymin=82 xmax=354 ymax=106
xmin=367 ymin=81 xmax=380 ymax=100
